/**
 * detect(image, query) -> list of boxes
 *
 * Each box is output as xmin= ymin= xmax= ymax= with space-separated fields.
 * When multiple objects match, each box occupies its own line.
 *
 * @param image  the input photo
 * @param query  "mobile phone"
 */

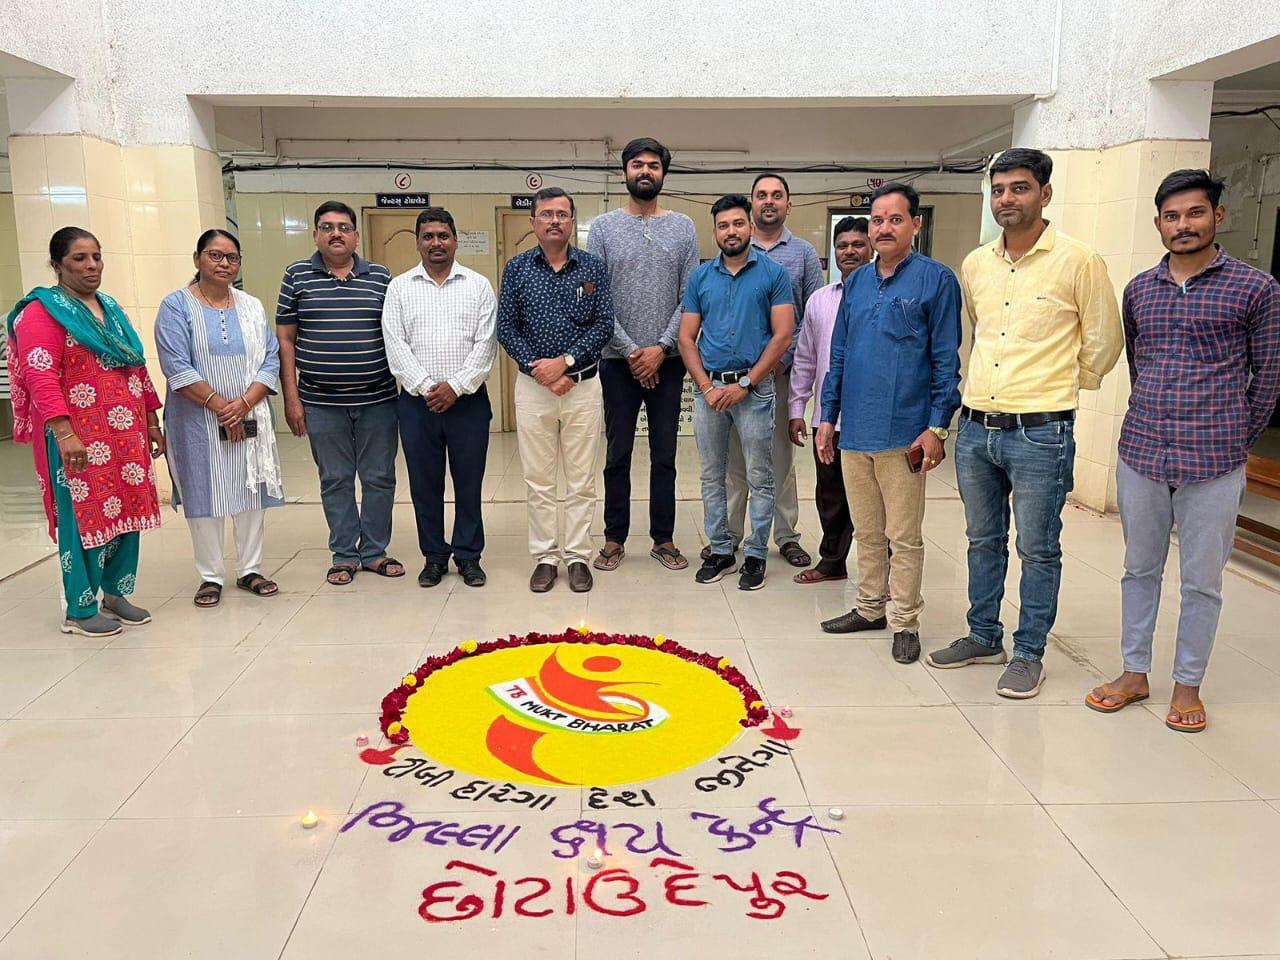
xmin=219 ymin=419 xmax=259 ymax=441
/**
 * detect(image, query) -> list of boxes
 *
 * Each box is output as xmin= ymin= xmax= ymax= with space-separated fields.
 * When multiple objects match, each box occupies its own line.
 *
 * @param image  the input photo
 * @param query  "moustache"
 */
xmin=1173 ymin=232 xmax=1199 ymax=240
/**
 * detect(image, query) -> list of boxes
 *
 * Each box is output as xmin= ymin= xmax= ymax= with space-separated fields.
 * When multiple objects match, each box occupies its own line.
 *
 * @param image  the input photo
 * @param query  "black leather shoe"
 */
xmin=418 ymin=561 xmax=447 ymax=588
xmin=820 ymin=609 xmax=889 ymax=634
xmin=892 ymin=630 xmax=922 ymax=664
xmin=456 ymin=559 xmax=487 ymax=588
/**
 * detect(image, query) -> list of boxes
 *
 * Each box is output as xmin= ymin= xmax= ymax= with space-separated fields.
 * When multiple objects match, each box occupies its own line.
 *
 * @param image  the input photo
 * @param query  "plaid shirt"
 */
xmin=1119 ymin=247 xmax=1280 ymax=485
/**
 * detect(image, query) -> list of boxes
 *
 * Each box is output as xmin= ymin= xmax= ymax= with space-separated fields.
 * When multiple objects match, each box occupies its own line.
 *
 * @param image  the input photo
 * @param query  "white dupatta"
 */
xmin=228 ymin=288 xmax=285 ymax=500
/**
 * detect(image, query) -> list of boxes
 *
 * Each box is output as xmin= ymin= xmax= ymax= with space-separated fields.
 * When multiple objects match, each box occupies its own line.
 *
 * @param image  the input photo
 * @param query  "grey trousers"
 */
xmin=1117 ymin=458 xmax=1246 ymax=686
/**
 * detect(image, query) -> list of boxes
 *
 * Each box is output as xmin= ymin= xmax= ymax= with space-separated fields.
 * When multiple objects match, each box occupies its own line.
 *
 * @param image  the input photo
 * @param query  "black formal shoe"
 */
xmin=820 ymin=609 xmax=888 ymax=634
xmin=418 ymin=561 xmax=447 ymax=588
xmin=456 ymin=558 xmax=487 ymax=588
xmin=892 ymin=630 xmax=922 ymax=664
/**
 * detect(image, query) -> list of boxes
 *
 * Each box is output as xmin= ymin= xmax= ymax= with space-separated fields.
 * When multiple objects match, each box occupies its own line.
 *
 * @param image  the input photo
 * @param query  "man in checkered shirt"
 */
xmin=381 ymin=207 xmax=498 ymax=589
xmin=1087 ymin=169 xmax=1280 ymax=734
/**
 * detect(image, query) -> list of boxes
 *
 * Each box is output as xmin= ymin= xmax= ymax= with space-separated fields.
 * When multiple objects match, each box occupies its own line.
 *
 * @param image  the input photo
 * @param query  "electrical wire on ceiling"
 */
xmin=1211 ymin=104 xmax=1280 ymax=134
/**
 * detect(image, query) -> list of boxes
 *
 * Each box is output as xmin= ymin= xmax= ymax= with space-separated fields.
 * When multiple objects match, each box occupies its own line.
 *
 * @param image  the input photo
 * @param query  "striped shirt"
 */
xmin=382 ymin=261 xmax=498 ymax=397
xmin=275 ymin=252 xmax=396 ymax=406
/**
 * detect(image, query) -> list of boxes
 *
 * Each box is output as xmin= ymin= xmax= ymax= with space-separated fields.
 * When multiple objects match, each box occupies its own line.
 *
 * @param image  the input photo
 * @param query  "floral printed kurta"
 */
xmin=12 ymin=300 xmax=162 ymax=548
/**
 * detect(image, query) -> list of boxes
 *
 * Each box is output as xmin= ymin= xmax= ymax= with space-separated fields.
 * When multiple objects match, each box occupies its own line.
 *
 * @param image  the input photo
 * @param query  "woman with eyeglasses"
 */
xmin=155 ymin=229 xmax=285 ymax=607
xmin=6 ymin=227 xmax=165 ymax=636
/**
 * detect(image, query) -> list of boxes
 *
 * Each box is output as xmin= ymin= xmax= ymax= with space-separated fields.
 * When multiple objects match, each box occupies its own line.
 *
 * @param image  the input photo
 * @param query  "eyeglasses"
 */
xmin=534 ymin=210 xmax=574 ymax=222
xmin=317 ymin=222 xmax=356 ymax=234
xmin=205 ymin=250 xmax=242 ymax=265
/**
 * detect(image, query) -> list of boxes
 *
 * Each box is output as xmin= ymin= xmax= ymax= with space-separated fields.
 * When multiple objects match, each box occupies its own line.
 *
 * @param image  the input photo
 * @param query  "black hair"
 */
xmin=313 ymin=200 xmax=358 ymax=229
xmin=621 ymin=137 xmax=671 ymax=174
xmin=751 ymin=173 xmax=790 ymax=197
xmin=711 ymin=194 xmax=752 ymax=220
xmin=1154 ymin=168 xmax=1225 ymax=211
xmin=49 ymin=226 xmax=98 ymax=263
xmin=990 ymin=148 xmax=1053 ymax=187
xmin=833 ymin=216 xmax=869 ymax=239
xmin=415 ymin=207 xmax=457 ymax=238
xmin=192 ymin=228 xmax=241 ymax=282
xmin=531 ymin=186 xmax=575 ymax=217
xmin=870 ymin=181 xmax=920 ymax=217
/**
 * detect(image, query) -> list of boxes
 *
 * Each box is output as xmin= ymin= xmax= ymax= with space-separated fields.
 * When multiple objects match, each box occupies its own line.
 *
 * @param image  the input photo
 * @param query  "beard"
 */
xmin=717 ymin=236 xmax=747 ymax=255
xmin=626 ymin=175 xmax=662 ymax=201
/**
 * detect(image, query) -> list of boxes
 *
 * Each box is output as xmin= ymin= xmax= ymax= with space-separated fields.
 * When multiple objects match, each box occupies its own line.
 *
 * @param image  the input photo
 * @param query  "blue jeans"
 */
xmin=955 ymin=416 xmax=1075 ymax=661
xmin=304 ymin=400 xmax=399 ymax=567
xmin=694 ymin=374 xmax=776 ymax=561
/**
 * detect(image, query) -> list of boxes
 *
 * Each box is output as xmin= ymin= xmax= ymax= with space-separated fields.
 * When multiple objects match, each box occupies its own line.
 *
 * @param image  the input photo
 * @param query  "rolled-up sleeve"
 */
xmin=254 ymin=314 xmax=281 ymax=392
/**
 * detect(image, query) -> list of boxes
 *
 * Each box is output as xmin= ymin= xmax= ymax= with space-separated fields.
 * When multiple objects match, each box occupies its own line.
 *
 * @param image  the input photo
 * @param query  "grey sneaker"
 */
xmin=926 ymin=636 xmax=1009 ymax=669
xmin=996 ymin=658 xmax=1045 ymax=699
xmin=60 ymin=613 xmax=123 ymax=637
xmin=102 ymin=596 xmax=152 ymax=625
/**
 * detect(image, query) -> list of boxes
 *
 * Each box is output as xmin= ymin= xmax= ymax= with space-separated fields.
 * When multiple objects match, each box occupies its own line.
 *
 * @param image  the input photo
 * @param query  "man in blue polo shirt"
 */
xmin=276 ymin=200 xmax=402 ymax=587
xmin=816 ymin=182 xmax=962 ymax=663
xmin=679 ymin=194 xmax=795 ymax=591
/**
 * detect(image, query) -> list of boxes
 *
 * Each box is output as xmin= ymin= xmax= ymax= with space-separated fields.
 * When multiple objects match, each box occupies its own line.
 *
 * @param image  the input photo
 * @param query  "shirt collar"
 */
xmin=534 ymin=244 xmax=580 ymax=269
xmin=715 ymin=246 xmax=761 ymax=274
xmin=309 ymin=250 xmax=371 ymax=277
xmin=992 ymin=221 xmax=1056 ymax=261
xmin=1153 ymin=244 xmax=1231 ymax=285
xmin=410 ymin=260 xmax=465 ymax=286
xmin=751 ymin=226 xmax=794 ymax=252
xmin=876 ymin=248 xmax=916 ymax=280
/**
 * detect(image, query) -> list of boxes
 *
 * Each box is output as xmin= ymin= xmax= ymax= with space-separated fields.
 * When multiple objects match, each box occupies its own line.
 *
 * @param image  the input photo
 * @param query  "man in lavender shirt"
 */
xmin=787 ymin=217 xmax=872 ymax=583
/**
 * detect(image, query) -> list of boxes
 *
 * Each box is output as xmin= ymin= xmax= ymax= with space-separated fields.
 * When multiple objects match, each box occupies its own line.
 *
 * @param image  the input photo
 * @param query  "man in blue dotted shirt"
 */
xmin=497 ymin=187 xmax=615 ymax=593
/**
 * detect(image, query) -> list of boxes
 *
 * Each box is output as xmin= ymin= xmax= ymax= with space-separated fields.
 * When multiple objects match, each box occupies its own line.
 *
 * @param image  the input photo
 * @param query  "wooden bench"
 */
xmin=1236 ymin=453 xmax=1280 ymax=565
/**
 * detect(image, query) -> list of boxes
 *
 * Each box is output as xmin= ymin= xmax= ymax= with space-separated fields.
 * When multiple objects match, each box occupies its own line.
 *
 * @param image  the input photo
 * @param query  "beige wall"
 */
xmin=0 ymin=194 xmax=20 ymax=316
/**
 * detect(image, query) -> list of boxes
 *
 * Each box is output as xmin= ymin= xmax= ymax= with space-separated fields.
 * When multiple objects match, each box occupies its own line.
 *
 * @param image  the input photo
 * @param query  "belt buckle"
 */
xmin=983 ymin=411 xmax=1002 ymax=429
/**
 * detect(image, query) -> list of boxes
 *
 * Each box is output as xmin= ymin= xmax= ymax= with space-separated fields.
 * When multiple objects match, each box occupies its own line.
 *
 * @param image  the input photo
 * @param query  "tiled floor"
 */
xmin=2 ymin=433 xmax=1280 ymax=959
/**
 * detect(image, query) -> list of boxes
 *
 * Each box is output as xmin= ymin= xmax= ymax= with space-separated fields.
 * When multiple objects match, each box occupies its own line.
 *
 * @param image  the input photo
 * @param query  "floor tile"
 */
xmin=0 ymin=649 xmax=95 ymax=718
xmin=1178 ymin=702 xmax=1280 ymax=799
xmin=1050 ymin=801 xmax=1280 ymax=957
xmin=107 ymin=593 xmax=308 ymax=648
xmin=0 ymin=718 xmax=192 ymax=818
xmin=0 ymin=819 xmax=102 ymax=937
xmin=19 ymin=646 xmax=257 ymax=719
xmin=1064 ymin=636 xmax=1280 ymax=704
xmin=963 ymin=704 xmax=1254 ymax=803
xmin=0 ymin=818 xmax=329 ymax=960
xmin=923 ymin=639 xmax=1105 ymax=705
xmin=747 ymin=638 xmax=949 ymax=707
xmin=827 ymin=804 xmax=1162 ymax=960
xmin=118 ymin=715 xmax=372 ymax=818
xmin=270 ymin=592 xmax=446 ymax=645
xmin=790 ymin=707 xmax=1032 ymax=805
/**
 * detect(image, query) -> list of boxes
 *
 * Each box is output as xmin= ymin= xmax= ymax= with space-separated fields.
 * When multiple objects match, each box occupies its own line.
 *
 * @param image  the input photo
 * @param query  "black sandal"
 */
xmin=326 ymin=563 xmax=357 ymax=585
xmin=193 ymin=581 xmax=222 ymax=607
xmin=236 ymin=573 xmax=279 ymax=597
xmin=362 ymin=556 xmax=406 ymax=578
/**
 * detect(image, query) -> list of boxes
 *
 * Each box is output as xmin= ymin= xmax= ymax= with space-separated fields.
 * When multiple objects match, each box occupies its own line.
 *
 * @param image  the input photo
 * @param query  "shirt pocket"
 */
xmin=882 ymin=297 xmax=925 ymax=341
xmin=1180 ymin=307 xmax=1243 ymax=364
xmin=1015 ymin=295 xmax=1058 ymax=342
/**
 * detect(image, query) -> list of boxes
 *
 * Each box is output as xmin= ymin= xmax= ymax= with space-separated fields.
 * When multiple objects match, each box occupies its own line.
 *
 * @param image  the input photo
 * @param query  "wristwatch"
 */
xmin=928 ymin=426 xmax=950 ymax=440
xmin=739 ymin=374 xmax=753 ymax=390
xmin=564 ymin=354 xmax=576 ymax=369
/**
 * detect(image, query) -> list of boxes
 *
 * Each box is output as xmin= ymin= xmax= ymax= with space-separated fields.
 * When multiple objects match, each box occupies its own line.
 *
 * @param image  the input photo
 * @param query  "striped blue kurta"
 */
xmin=155 ymin=289 xmax=284 ymax=518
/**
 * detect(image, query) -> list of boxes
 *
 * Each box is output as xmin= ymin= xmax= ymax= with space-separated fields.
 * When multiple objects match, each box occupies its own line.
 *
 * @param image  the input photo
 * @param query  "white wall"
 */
xmin=1211 ymin=114 xmax=1280 ymax=272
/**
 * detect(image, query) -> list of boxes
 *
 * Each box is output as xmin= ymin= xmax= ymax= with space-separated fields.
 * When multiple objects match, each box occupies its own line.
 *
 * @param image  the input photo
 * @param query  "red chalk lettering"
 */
xmin=582 ymin=868 xmax=647 ymax=917
xmin=512 ymin=876 xmax=554 ymax=918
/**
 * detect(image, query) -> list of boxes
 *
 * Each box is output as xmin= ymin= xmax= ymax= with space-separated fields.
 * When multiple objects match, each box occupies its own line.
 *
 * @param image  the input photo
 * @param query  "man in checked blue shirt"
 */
xmin=1087 ymin=170 xmax=1280 ymax=733
xmin=497 ymin=187 xmax=614 ymax=594
xmin=816 ymin=182 xmax=962 ymax=664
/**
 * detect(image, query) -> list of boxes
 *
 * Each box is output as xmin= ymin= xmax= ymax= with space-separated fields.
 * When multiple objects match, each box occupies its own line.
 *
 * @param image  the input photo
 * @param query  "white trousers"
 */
xmin=187 ymin=509 xmax=267 ymax=586
xmin=513 ymin=373 xmax=603 ymax=565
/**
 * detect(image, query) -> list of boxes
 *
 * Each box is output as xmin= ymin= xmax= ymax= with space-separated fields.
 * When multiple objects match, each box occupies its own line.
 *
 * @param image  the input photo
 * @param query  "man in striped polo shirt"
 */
xmin=276 ymin=200 xmax=404 ymax=586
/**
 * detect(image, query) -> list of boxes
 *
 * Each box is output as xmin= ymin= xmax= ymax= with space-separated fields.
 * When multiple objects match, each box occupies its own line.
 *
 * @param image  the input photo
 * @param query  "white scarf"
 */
xmin=228 ymin=288 xmax=285 ymax=500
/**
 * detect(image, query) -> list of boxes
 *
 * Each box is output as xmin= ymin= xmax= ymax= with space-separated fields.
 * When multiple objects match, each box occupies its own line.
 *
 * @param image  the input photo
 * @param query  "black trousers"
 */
xmin=814 ymin=428 xmax=854 ymax=573
xmin=600 ymin=355 xmax=685 ymax=545
xmin=397 ymin=386 xmax=491 ymax=563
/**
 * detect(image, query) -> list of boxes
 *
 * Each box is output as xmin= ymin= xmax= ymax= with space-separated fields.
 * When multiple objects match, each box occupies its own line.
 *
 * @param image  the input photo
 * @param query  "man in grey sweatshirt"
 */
xmin=587 ymin=137 xmax=701 ymax=572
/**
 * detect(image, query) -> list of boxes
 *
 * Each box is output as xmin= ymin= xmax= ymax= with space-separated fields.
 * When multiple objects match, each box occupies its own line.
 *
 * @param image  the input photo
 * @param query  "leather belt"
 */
xmin=706 ymin=368 xmax=751 ymax=384
xmin=961 ymin=405 xmax=1075 ymax=430
xmin=567 ymin=362 xmax=598 ymax=383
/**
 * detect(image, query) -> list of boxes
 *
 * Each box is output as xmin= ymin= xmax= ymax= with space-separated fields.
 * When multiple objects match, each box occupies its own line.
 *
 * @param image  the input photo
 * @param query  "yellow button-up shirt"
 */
xmin=960 ymin=223 xmax=1122 ymax=413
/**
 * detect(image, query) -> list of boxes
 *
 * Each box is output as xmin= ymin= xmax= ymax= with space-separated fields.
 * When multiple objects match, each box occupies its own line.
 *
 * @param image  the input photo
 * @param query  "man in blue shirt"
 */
xmin=497 ymin=187 xmax=614 ymax=594
xmin=816 ymin=182 xmax=962 ymax=662
xmin=679 ymin=194 xmax=795 ymax=591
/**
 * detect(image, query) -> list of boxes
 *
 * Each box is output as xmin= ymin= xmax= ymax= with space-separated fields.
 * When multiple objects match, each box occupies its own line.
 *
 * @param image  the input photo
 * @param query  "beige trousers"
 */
xmin=726 ymin=367 xmax=800 ymax=547
xmin=513 ymin=373 xmax=603 ymax=565
xmin=841 ymin=446 xmax=927 ymax=631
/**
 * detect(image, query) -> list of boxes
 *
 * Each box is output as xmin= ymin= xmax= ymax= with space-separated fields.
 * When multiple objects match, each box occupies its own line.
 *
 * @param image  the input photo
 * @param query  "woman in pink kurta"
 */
xmin=6 ymin=227 xmax=165 ymax=637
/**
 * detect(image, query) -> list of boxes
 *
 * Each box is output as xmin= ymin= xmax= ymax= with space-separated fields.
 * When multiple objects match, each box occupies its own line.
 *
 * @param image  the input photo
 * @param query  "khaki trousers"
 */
xmin=841 ymin=445 xmax=927 ymax=632
xmin=514 ymin=373 xmax=603 ymax=565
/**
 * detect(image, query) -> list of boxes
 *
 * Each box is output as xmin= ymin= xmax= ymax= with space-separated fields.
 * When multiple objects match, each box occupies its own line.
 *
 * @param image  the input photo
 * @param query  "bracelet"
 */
xmin=240 ymin=394 xmax=251 ymax=411
xmin=54 ymin=431 xmax=75 ymax=442
xmin=201 ymin=390 xmax=217 ymax=408
xmin=699 ymin=382 xmax=713 ymax=394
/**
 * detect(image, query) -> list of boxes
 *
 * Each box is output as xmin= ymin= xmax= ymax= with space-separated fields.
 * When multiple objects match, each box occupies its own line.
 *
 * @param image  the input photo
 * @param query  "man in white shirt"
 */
xmin=382 ymin=207 xmax=498 ymax=588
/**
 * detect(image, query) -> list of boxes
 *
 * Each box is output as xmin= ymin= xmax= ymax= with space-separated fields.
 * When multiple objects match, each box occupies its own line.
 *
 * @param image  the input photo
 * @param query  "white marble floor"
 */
xmin=2 ymin=433 xmax=1280 ymax=959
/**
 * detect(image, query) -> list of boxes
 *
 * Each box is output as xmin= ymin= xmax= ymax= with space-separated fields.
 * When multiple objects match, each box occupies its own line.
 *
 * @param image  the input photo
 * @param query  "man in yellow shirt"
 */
xmin=925 ymin=148 xmax=1122 ymax=698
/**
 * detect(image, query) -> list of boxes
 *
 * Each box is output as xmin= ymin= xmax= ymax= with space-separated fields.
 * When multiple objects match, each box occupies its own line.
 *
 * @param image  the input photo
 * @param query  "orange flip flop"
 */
xmin=1084 ymin=689 xmax=1150 ymax=713
xmin=1165 ymin=703 xmax=1207 ymax=734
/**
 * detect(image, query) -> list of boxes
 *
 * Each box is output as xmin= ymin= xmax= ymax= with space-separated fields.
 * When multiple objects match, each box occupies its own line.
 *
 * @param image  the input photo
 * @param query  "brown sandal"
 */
xmin=1084 ymin=688 xmax=1150 ymax=713
xmin=193 ymin=581 xmax=222 ymax=607
xmin=649 ymin=542 xmax=688 ymax=570
xmin=793 ymin=567 xmax=847 ymax=584
xmin=1166 ymin=702 xmax=1207 ymax=733
xmin=362 ymin=557 xmax=405 ymax=578
xmin=593 ymin=543 xmax=625 ymax=571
